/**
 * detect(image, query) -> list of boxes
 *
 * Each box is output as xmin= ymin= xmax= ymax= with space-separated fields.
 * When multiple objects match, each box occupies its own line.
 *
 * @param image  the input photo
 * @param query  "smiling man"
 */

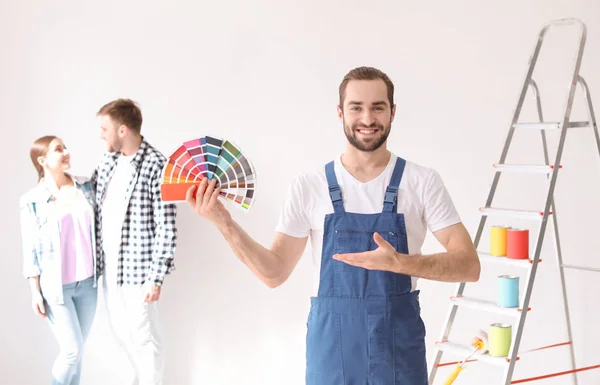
xmin=186 ymin=66 xmax=480 ymax=384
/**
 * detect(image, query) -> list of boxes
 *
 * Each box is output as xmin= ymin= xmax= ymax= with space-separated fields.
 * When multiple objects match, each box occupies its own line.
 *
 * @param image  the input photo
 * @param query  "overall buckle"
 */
xmin=384 ymin=186 xmax=398 ymax=204
xmin=329 ymin=186 xmax=343 ymax=202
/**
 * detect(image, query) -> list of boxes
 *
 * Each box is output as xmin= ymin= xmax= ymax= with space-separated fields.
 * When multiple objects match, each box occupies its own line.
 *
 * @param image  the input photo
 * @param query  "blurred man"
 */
xmin=93 ymin=98 xmax=177 ymax=385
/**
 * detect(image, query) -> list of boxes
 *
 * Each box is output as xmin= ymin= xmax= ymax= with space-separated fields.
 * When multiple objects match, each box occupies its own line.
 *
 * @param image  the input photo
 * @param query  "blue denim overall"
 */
xmin=305 ymin=157 xmax=428 ymax=385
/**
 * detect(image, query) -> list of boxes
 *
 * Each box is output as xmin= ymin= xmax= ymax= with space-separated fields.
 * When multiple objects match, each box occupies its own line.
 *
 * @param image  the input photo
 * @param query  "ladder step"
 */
xmin=479 ymin=207 xmax=551 ymax=220
xmin=493 ymin=163 xmax=562 ymax=173
xmin=513 ymin=121 xmax=589 ymax=130
xmin=479 ymin=252 xmax=536 ymax=267
xmin=435 ymin=341 xmax=513 ymax=367
xmin=450 ymin=295 xmax=527 ymax=316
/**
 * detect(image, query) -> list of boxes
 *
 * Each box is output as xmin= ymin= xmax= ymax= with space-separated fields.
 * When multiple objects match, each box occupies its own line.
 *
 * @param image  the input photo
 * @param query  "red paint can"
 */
xmin=507 ymin=228 xmax=529 ymax=260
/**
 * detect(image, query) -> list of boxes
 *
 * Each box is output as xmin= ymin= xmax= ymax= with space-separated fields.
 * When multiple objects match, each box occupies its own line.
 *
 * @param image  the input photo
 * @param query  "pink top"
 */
xmin=57 ymin=190 xmax=94 ymax=285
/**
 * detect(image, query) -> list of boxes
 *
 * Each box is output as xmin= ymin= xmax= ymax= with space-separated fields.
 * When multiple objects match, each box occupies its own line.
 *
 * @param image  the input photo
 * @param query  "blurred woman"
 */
xmin=19 ymin=135 xmax=98 ymax=385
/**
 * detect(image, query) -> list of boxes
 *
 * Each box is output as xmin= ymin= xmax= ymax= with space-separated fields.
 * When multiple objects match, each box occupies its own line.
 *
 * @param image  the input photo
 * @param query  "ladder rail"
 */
xmin=578 ymin=76 xmax=600 ymax=158
xmin=532 ymin=78 xmax=579 ymax=385
xmin=548 ymin=174 xmax=579 ymax=385
xmin=548 ymin=75 xmax=600 ymax=381
xmin=501 ymin=19 xmax=587 ymax=385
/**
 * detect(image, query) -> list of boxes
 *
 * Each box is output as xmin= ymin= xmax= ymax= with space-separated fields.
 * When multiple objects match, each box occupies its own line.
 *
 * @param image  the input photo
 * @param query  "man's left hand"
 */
xmin=333 ymin=232 xmax=403 ymax=273
xmin=143 ymin=282 xmax=162 ymax=303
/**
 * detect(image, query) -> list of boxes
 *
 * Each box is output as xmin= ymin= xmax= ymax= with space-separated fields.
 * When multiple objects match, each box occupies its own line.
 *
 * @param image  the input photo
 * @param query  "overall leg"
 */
xmin=305 ymin=302 xmax=346 ymax=385
xmin=69 ymin=278 xmax=98 ymax=385
xmin=45 ymin=285 xmax=84 ymax=385
xmin=392 ymin=294 xmax=428 ymax=385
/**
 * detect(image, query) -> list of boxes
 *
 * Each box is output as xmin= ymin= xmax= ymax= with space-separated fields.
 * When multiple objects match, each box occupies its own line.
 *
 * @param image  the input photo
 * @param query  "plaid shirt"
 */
xmin=92 ymin=138 xmax=177 ymax=286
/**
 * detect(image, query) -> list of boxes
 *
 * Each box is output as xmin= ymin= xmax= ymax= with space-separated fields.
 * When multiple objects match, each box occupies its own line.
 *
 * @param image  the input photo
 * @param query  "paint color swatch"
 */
xmin=160 ymin=136 xmax=256 ymax=211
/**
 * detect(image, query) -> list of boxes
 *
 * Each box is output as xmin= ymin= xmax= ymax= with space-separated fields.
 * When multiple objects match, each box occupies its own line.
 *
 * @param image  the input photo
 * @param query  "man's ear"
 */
xmin=118 ymin=124 xmax=128 ymax=136
xmin=390 ymin=104 xmax=396 ymax=122
xmin=337 ymin=105 xmax=344 ymax=123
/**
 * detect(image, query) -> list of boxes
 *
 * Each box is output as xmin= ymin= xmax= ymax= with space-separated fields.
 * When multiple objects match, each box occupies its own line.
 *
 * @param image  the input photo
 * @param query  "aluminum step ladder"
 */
xmin=428 ymin=18 xmax=600 ymax=385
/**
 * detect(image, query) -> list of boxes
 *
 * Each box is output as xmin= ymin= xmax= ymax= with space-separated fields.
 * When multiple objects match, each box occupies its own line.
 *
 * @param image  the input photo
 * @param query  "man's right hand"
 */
xmin=186 ymin=178 xmax=232 ymax=229
xmin=31 ymin=292 xmax=46 ymax=318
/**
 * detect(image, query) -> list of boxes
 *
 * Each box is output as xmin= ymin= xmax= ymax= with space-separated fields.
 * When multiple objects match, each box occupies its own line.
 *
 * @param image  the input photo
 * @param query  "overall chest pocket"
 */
xmin=334 ymin=229 xmax=400 ymax=254
xmin=332 ymin=229 xmax=407 ymax=297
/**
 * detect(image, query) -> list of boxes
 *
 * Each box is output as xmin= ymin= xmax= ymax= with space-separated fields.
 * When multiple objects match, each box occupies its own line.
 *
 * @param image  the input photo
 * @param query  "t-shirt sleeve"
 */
xmin=423 ymin=170 xmax=462 ymax=233
xmin=275 ymin=175 xmax=311 ymax=238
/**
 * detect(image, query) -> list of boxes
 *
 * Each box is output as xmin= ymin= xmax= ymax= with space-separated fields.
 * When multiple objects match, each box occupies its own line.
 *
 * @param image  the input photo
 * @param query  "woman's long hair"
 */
xmin=30 ymin=136 xmax=58 ymax=181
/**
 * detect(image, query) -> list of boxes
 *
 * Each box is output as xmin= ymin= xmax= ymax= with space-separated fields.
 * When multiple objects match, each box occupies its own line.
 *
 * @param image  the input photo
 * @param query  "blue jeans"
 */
xmin=45 ymin=276 xmax=97 ymax=385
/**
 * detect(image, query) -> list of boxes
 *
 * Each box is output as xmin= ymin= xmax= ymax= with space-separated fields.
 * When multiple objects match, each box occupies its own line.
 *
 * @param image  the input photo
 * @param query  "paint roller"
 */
xmin=443 ymin=330 xmax=489 ymax=385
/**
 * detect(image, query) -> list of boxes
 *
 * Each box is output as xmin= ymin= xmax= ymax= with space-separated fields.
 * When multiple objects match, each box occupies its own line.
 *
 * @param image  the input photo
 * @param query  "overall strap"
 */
xmin=382 ymin=157 xmax=406 ymax=213
xmin=325 ymin=161 xmax=345 ymax=214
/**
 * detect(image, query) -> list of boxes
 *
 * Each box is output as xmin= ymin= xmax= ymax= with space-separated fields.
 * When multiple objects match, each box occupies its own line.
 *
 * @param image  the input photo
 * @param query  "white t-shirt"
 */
xmin=101 ymin=153 xmax=136 ymax=286
xmin=275 ymin=153 xmax=461 ymax=296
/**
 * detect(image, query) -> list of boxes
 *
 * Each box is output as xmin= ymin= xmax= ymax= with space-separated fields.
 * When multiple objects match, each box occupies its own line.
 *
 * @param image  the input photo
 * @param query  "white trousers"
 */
xmin=103 ymin=278 xmax=164 ymax=385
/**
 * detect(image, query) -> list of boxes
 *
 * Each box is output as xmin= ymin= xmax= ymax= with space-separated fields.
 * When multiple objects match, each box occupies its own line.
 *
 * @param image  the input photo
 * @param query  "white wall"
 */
xmin=2 ymin=1 xmax=600 ymax=384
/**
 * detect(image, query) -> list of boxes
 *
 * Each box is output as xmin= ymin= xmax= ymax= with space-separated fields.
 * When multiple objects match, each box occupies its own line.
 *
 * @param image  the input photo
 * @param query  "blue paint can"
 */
xmin=497 ymin=275 xmax=519 ymax=308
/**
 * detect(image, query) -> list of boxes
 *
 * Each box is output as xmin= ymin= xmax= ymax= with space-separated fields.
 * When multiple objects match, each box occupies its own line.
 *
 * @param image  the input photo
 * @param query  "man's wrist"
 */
xmin=394 ymin=251 xmax=411 ymax=275
xmin=147 ymin=272 xmax=164 ymax=287
xmin=217 ymin=216 xmax=236 ymax=236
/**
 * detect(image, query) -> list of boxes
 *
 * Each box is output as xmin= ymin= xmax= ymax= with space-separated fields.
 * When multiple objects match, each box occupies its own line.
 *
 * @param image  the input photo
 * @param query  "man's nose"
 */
xmin=359 ymin=110 xmax=376 ymax=126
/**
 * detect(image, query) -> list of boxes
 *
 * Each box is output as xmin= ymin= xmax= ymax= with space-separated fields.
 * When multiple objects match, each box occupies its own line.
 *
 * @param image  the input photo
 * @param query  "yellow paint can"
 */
xmin=489 ymin=323 xmax=512 ymax=357
xmin=490 ymin=226 xmax=510 ymax=256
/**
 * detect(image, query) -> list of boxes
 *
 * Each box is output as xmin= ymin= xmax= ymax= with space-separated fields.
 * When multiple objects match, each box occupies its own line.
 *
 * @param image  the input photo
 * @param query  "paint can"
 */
xmin=489 ymin=323 xmax=512 ymax=357
xmin=490 ymin=225 xmax=510 ymax=256
xmin=497 ymin=275 xmax=519 ymax=308
xmin=507 ymin=228 xmax=529 ymax=260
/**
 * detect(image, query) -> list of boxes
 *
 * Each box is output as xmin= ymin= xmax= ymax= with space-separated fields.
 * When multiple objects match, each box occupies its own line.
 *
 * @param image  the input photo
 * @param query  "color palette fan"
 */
xmin=160 ymin=136 xmax=256 ymax=211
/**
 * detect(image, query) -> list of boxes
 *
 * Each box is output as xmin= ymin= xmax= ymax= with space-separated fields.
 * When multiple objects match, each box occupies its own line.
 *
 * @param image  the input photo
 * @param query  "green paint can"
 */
xmin=489 ymin=323 xmax=512 ymax=357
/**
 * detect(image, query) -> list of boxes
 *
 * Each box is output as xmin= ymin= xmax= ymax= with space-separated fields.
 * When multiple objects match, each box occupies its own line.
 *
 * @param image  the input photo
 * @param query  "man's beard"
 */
xmin=344 ymin=120 xmax=390 ymax=152
xmin=107 ymin=139 xmax=123 ymax=153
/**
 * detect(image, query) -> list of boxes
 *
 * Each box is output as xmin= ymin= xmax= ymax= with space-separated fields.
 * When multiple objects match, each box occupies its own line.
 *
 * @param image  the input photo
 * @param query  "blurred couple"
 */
xmin=18 ymin=99 xmax=178 ymax=385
